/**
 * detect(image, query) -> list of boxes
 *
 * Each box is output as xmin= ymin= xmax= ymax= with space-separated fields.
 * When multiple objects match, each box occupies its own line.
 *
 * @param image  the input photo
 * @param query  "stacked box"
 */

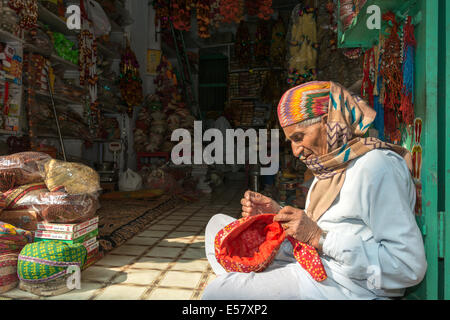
xmin=34 ymin=217 xmax=99 ymax=267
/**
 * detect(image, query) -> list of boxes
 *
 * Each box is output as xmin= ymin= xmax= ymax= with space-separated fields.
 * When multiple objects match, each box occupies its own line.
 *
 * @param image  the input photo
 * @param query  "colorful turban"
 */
xmin=215 ymin=214 xmax=327 ymax=281
xmin=277 ymin=81 xmax=331 ymax=128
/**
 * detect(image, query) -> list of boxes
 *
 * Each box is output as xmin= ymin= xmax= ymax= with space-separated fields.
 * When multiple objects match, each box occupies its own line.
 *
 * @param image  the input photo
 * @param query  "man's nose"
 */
xmin=292 ymin=144 xmax=304 ymax=158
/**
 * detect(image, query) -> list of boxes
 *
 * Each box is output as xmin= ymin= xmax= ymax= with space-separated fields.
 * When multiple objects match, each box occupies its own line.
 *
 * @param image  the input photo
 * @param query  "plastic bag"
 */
xmin=119 ymin=169 xmax=143 ymax=192
xmin=42 ymin=159 xmax=101 ymax=195
xmin=0 ymin=152 xmax=51 ymax=192
xmin=32 ymin=192 xmax=100 ymax=224
xmin=86 ymin=0 xmax=111 ymax=37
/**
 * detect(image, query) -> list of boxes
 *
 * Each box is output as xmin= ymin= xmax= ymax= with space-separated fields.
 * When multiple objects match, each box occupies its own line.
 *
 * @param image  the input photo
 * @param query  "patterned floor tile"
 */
xmin=94 ymin=254 xmax=136 ymax=268
xmin=126 ymin=236 xmax=161 ymax=246
xmin=170 ymin=259 xmax=209 ymax=272
xmin=138 ymin=230 xmax=170 ymax=238
xmin=94 ymin=284 xmax=148 ymax=300
xmin=82 ymin=266 xmax=121 ymax=283
xmin=158 ymin=271 xmax=203 ymax=289
xmin=131 ymin=257 xmax=174 ymax=270
xmin=43 ymin=281 xmax=105 ymax=300
xmin=180 ymin=248 xmax=207 ymax=260
xmin=111 ymin=269 xmax=161 ymax=285
xmin=110 ymin=245 xmax=149 ymax=256
xmin=145 ymin=288 xmax=193 ymax=300
xmin=145 ymin=246 xmax=184 ymax=258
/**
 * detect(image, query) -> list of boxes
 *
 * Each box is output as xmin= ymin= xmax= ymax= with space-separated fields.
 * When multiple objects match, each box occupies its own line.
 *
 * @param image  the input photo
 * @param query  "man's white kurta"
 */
xmin=202 ymin=149 xmax=427 ymax=300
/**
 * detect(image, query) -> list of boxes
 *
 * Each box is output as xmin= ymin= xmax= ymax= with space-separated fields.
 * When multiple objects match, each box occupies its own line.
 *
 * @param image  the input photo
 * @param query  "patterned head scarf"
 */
xmin=278 ymin=81 xmax=412 ymax=222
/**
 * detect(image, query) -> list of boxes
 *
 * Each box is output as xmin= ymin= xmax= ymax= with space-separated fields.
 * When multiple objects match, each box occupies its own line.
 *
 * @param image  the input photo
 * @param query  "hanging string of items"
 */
xmin=245 ymin=0 xmax=273 ymax=20
xmin=78 ymin=1 xmax=99 ymax=136
xmin=197 ymin=0 xmax=212 ymax=38
xmin=379 ymin=11 xmax=403 ymax=143
xmin=219 ymin=0 xmax=244 ymax=24
xmin=171 ymin=0 xmax=194 ymax=31
xmin=8 ymin=0 xmax=38 ymax=31
xmin=119 ymin=39 xmax=144 ymax=117
xmin=400 ymin=15 xmax=416 ymax=127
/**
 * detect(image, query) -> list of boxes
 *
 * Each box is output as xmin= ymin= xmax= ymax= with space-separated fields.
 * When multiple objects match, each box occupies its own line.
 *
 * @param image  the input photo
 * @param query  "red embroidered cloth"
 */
xmin=215 ymin=214 xmax=327 ymax=281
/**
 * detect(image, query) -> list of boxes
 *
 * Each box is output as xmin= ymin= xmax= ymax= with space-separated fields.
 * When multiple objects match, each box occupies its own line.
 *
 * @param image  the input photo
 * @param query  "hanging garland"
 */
xmin=171 ymin=0 xmax=195 ymax=31
xmin=197 ymin=0 xmax=212 ymax=38
xmin=119 ymin=41 xmax=144 ymax=117
xmin=400 ymin=16 xmax=416 ymax=126
xmin=245 ymin=0 xmax=273 ymax=20
xmin=361 ymin=47 xmax=375 ymax=106
xmin=380 ymin=11 xmax=403 ymax=143
xmin=8 ymin=0 xmax=38 ymax=30
xmin=78 ymin=2 xmax=99 ymax=135
xmin=219 ymin=0 xmax=244 ymax=24
xmin=209 ymin=0 xmax=223 ymax=28
xmin=153 ymin=0 xmax=170 ymax=30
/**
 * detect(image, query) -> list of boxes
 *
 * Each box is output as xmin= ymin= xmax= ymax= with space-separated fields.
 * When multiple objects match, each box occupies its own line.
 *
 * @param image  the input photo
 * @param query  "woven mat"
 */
xmin=98 ymin=194 xmax=181 ymax=252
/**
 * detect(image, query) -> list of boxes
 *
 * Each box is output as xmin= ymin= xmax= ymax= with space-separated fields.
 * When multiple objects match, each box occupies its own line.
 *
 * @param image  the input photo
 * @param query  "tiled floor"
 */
xmin=0 ymin=180 xmax=244 ymax=300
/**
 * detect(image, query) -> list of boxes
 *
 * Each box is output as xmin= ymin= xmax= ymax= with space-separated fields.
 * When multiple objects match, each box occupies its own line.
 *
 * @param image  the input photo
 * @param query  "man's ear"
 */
xmin=321 ymin=114 xmax=328 ymax=124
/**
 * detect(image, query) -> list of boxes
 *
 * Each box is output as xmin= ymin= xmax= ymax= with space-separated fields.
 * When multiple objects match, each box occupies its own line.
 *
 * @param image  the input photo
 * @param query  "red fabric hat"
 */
xmin=215 ymin=214 xmax=327 ymax=282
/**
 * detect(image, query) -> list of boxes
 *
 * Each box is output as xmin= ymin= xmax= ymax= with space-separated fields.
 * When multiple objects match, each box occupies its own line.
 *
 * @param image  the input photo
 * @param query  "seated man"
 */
xmin=202 ymin=81 xmax=427 ymax=300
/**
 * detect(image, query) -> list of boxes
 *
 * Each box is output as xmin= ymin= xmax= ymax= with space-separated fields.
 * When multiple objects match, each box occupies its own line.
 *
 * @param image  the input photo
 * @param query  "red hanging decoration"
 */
xmin=361 ymin=47 xmax=375 ymax=106
xmin=380 ymin=11 xmax=403 ymax=142
xmin=400 ymin=16 xmax=416 ymax=126
xmin=219 ymin=0 xmax=244 ymax=24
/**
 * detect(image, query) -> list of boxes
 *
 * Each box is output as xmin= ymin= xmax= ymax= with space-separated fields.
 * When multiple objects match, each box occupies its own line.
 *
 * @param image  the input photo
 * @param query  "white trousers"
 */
xmin=202 ymin=214 xmax=377 ymax=300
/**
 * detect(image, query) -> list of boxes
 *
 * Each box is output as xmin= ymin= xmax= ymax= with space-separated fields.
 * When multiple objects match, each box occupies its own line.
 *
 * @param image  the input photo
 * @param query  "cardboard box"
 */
xmin=34 ymin=224 xmax=98 ymax=242
xmin=36 ymin=216 xmax=99 ymax=233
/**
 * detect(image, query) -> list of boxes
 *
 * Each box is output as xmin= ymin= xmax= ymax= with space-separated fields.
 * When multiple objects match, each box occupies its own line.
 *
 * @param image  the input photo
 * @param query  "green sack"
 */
xmin=18 ymin=241 xmax=87 ymax=283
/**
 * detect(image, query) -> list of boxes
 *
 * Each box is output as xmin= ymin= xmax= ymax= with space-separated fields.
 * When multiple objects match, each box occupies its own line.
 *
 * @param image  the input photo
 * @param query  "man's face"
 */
xmin=283 ymin=116 xmax=328 ymax=161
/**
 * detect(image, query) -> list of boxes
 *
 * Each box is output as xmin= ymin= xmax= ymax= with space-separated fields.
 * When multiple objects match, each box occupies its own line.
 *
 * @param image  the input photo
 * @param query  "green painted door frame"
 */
xmin=441 ymin=0 xmax=450 ymax=301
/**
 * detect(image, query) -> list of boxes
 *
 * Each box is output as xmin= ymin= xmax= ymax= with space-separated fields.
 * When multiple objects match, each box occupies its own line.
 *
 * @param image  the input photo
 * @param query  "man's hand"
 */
xmin=273 ymin=206 xmax=323 ymax=249
xmin=240 ymin=190 xmax=281 ymax=218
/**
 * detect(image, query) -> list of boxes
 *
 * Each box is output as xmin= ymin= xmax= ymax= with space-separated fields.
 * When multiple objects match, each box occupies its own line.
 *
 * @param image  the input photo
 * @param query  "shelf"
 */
xmin=0 ymin=129 xmax=20 ymax=136
xmin=34 ymin=90 xmax=85 ymax=105
xmin=0 ymin=29 xmax=24 ymax=44
xmin=24 ymin=43 xmax=79 ymax=70
xmin=38 ymin=4 xmax=77 ymax=36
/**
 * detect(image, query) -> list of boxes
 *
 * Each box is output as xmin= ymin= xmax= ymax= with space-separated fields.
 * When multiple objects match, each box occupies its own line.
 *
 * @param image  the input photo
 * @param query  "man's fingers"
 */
xmin=274 ymin=213 xmax=293 ymax=223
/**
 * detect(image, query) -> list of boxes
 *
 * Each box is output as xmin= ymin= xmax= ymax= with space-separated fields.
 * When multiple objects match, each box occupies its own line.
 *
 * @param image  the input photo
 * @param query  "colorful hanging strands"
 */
xmin=209 ymin=0 xmax=223 ymax=28
xmin=153 ymin=0 xmax=170 ymax=30
xmin=197 ymin=0 xmax=212 ymax=38
xmin=219 ymin=0 xmax=244 ymax=24
xmin=400 ymin=16 xmax=416 ymax=126
xmin=171 ymin=0 xmax=195 ymax=31
xmin=380 ymin=11 xmax=403 ymax=143
xmin=8 ymin=0 xmax=38 ymax=30
xmin=246 ymin=0 xmax=273 ymax=20
xmin=119 ymin=41 xmax=144 ymax=116
xmin=361 ymin=47 xmax=375 ymax=106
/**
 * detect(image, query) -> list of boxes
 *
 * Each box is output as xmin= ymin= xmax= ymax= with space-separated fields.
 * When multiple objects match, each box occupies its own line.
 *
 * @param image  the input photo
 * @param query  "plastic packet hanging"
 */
xmin=0 ymin=152 xmax=51 ymax=192
xmin=42 ymin=159 xmax=102 ymax=195
xmin=85 ymin=0 xmax=111 ymax=37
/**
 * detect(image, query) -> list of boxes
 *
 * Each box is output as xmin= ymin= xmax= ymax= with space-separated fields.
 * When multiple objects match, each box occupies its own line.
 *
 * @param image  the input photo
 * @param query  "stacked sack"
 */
xmin=0 ymin=152 xmax=101 ymax=295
